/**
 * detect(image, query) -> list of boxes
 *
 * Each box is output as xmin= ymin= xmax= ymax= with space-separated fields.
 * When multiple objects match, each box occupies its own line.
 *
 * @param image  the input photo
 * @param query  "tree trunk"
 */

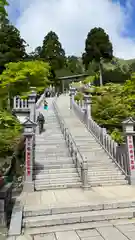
xmin=99 ymin=61 xmax=103 ymax=86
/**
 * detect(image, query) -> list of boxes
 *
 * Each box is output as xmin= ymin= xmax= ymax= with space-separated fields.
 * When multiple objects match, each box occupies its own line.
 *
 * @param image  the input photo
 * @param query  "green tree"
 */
xmin=66 ymin=56 xmax=83 ymax=74
xmin=27 ymin=46 xmax=42 ymax=61
xmin=83 ymin=27 xmax=113 ymax=85
xmin=0 ymin=0 xmax=9 ymax=22
xmin=0 ymin=110 xmax=22 ymax=156
xmin=40 ymin=31 xmax=66 ymax=71
xmin=90 ymin=82 xmax=135 ymax=142
xmin=0 ymin=60 xmax=51 ymax=108
xmin=0 ymin=21 xmax=27 ymax=73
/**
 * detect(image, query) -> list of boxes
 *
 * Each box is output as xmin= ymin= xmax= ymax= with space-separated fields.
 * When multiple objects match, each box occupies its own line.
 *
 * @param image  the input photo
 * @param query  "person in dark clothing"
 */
xmin=44 ymin=99 xmax=48 ymax=110
xmin=37 ymin=112 xmax=45 ymax=134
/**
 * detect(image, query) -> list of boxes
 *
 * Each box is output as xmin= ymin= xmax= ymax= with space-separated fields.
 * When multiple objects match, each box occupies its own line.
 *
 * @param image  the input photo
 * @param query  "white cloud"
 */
xmin=8 ymin=0 xmax=135 ymax=59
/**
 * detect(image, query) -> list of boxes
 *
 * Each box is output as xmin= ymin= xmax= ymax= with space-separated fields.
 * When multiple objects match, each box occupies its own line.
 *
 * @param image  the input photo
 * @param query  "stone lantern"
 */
xmin=122 ymin=117 xmax=135 ymax=184
xmin=23 ymin=118 xmax=37 ymax=192
xmin=122 ymin=117 xmax=135 ymax=133
xmin=69 ymin=87 xmax=76 ymax=109
xmin=84 ymin=94 xmax=92 ymax=127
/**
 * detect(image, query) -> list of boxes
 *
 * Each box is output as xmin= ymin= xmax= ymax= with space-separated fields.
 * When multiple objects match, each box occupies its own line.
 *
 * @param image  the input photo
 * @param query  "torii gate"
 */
xmin=57 ymin=73 xmax=89 ymax=93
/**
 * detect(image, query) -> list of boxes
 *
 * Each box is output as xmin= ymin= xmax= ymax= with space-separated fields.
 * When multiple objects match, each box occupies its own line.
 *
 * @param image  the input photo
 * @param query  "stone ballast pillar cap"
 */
xmin=122 ymin=117 xmax=135 ymax=126
xmin=84 ymin=94 xmax=92 ymax=104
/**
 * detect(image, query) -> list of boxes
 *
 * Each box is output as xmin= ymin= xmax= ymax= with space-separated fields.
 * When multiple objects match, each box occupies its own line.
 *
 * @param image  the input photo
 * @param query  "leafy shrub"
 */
xmin=0 ymin=110 xmax=22 ymax=157
xmin=74 ymin=92 xmax=83 ymax=102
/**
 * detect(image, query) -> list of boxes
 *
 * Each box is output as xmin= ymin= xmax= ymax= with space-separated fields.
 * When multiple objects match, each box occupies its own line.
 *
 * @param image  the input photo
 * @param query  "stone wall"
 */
xmin=0 ymin=183 xmax=12 ymax=227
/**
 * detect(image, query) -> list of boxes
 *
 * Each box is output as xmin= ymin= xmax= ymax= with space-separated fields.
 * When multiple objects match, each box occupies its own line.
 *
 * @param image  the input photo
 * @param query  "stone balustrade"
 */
xmin=13 ymin=97 xmax=29 ymax=109
xmin=70 ymin=87 xmax=135 ymax=185
xmin=53 ymin=100 xmax=89 ymax=189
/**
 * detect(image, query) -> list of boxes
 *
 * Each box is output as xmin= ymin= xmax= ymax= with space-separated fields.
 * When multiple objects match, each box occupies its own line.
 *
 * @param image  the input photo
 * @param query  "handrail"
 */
xmin=72 ymin=98 xmax=129 ymax=178
xmin=36 ymin=93 xmax=44 ymax=108
xmin=53 ymin=99 xmax=88 ymax=187
xmin=53 ymin=101 xmax=85 ymax=166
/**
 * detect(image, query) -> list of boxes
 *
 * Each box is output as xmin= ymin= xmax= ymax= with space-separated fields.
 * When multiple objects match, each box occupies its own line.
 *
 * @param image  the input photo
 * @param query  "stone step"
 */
xmin=89 ymin=179 xmax=127 ymax=186
xmin=35 ymin=158 xmax=72 ymax=162
xmin=88 ymin=170 xmax=122 ymax=176
xmin=22 ymin=221 xmax=113 ymax=236
xmin=35 ymin=182 xmax=81 ymax=191
xmin=23 ymin=207 xmax=135 ymax=228
xmin=35 ymin=156 xmax=72 ymax=161
xmin=34 ymin=177 xmax=80 ymax=184
xmin=35 ymin=160 xmax=73 ymax=165
xmin=87 ymin=162 xmax=116 ymax=167
xmin=79 ymin=145 xmax=102 ymax=149
xmin=35 ymin=149 xmax=69 ymax=154
xmin=88 ymin=166 xmax=119 ymax=170
xmin=23 ymin=219 xmax=135 ymax=236
xmin=34 ymin=172 xmax=79 ymax=180
xmin=36 ymin=138 xmax=65 ymax=142
xmin=87 ymin=160 xmax=115 ymax=164
xmin=36 ymin=142 xmax=66 ymax=146
xmin=88 ymin=175 xmax=125 ymax=181
xmin=75 ymin=139 xmax=99 ymax=143
xmin=85 ymin=153 xmax=111 ymax=158
xmin=35 ymin=153 xmax=70 ymax=158
xmin=23 ymin=200 xmax=135 ymax=217
xmin=34 ymin=163 xmax=75 ymax=170
xmin=43 ymin=128 xmax=61 ymax=131
xmin=34 ymin=168 xmax=77 ymax=174
xmin=36 ymin=135 xmax=64 ymax=139
xmin=35 ymin=136 xmax=64 ymax=139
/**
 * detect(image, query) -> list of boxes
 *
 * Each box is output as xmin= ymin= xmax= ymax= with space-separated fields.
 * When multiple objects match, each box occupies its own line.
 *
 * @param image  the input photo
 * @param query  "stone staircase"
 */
xmin=34 ymin=98 xmax=81 ymax=190
xmin=55 ymin=95 xmax=128 ymax=186
xmin=22 ymin=200 xmax=135 ymax=237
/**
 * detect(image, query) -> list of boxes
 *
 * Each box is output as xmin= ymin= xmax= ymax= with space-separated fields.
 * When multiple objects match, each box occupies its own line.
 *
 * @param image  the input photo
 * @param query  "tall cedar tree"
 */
xmin=40 ymin=31 xmax=66 ymax=71
xmin=0 ymin=0 xmax=9 ymax=21
xmin=83 ymin=27 xmax=113 ymax=70
xmin=0 ymin=21 xmax=27 ymax=73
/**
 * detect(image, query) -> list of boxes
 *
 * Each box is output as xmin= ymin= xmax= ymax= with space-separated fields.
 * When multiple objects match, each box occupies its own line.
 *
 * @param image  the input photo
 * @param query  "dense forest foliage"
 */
xmin=0 ymin=0 xmax=135 ymax=164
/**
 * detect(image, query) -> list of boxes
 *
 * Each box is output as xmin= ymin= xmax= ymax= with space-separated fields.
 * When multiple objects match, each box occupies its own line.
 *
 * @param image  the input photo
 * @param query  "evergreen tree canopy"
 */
xmin=83 ymin=27 xmax=113 ymax=69
xmin=40 ymin=31 xmax=66 ymax=71
xmin=67 ymin=56 xmax=83 ymax=74
xmin=0 ymin=21 xmax=27 ymax=73
xmin=0 ymin=0 xmax=9 ymax=22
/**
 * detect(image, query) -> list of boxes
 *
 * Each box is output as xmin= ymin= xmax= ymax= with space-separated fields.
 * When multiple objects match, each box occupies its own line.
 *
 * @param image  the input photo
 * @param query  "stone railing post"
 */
xmin=122 ymin=117 xmax=135 ymax=185
xmin=84 ymin=94 xmax=92 ymax=127
xmin=81 ymin=159 xmax=89 ymax=189
xmin=23 ymin=119 xmax=37 ymax=192
xmin=70 ymin=87 xmax=76 ymax=109
xmin=28 ymin=87 xmax=37 ymax=122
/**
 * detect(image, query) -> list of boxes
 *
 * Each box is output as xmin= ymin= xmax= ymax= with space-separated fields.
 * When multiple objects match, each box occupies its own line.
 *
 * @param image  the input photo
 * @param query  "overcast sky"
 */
xmin=7 ymin=0 xmax=135 ymax=59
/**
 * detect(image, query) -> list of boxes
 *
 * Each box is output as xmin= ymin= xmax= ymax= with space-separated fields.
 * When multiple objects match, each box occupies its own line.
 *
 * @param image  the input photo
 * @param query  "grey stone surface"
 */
xmin=34 ymin=233 xmax=56 ymax=240
xmin=8 ymin=205 xmax=23 ymax=236
xmin=7 ymin=237 xmax=16 ymax=240
xmin=34 ymin=98 xmax=81 ymax=190
xmin=23 ymin=208 xmax=135 ymax=228
xmin=24 ymin=222 xmax=112 ymax=235
xmin=115 ymin=224 xmax=135 ymax=240
xmin=0 ymin=183 xmax=12 ymax=227
xmin=97 ymin=226 xmax=129 ymax=240
xmin=15 ymin=95 xmax=135 ymax=239
xmin=55 ymin=95 xmax=127 ymax=186
xmin=81 ymin=237 xmax=103 ymax=240
xmin=77 ymin=229 xmax=100 ymax=237
xmin=56 ymin=231 xmax=80 ymax=240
